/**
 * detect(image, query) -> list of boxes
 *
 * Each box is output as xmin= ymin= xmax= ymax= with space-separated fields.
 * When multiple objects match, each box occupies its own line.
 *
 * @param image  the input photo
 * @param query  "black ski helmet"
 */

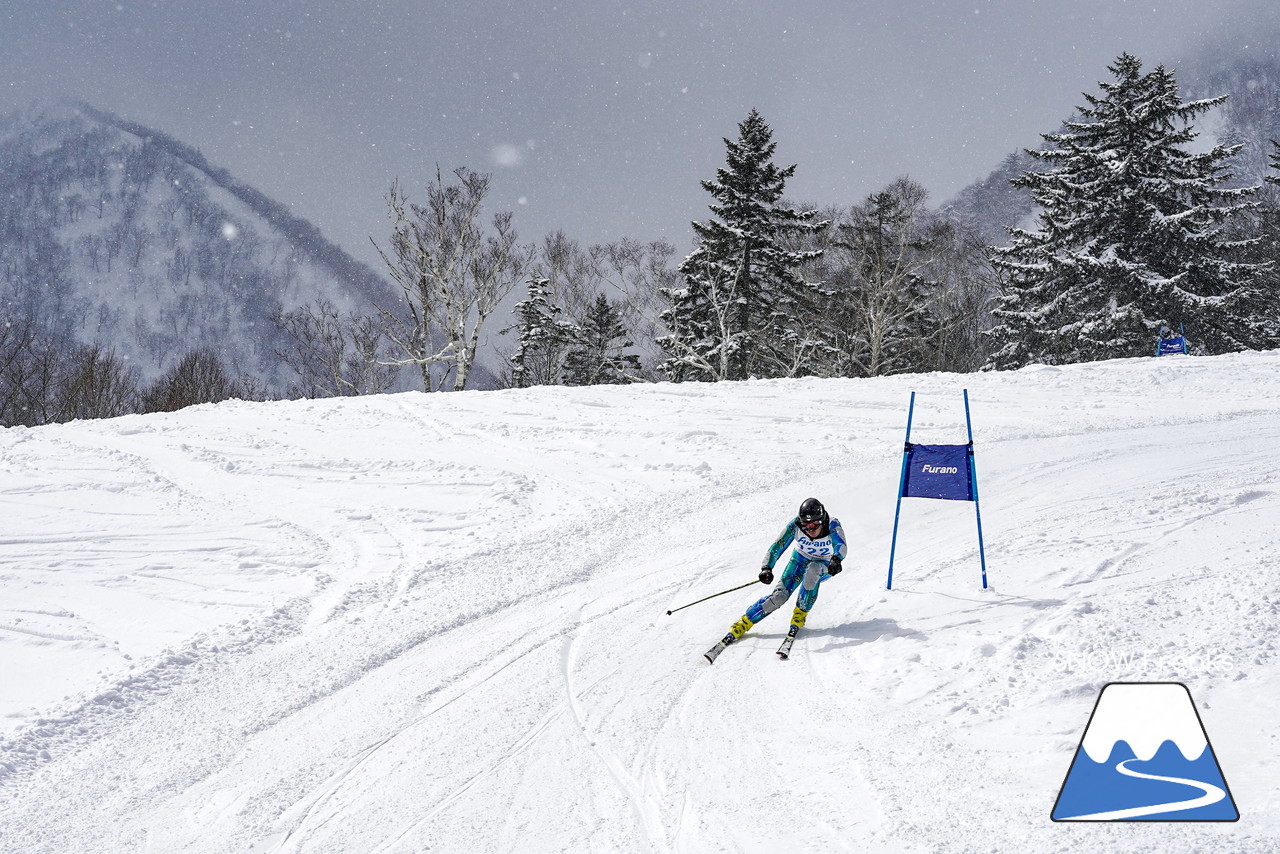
xmin=798 ymin=497 xmax=826 ymax=525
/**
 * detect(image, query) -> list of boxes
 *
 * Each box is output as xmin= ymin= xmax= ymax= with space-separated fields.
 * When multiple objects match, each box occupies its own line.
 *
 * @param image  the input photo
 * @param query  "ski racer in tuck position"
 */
xmin=705 ymin=497 xmax=847 ymax=662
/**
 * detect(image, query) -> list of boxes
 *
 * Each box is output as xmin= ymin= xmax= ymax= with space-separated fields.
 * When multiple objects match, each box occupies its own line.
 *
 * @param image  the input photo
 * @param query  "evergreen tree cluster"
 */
xmin=654 ymin=110 xmax=993 ymax=381
xmin=660 ymin=109 xmax=826 ymax=381
xmin=505 ymin=274 xmax=642 ymax=388
xmin=508 ymin=57 xmax=1280 ymax=389
xmin=987 ymin=54 xmax=1280 ymax=367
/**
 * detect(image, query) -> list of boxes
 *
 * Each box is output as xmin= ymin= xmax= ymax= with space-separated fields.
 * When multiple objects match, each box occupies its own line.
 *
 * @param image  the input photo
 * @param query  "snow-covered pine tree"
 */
xmin=505 ymin=274 xmax=577 ymax=388
xmin=660 ymin=109 xmax=825 ymax=381
xmin=1250 ymin=140 xmax=1280 ymax=331
xmin=987 ymin=53 xmax=1270 ymax=368
xmin=563 ymin=293 xmax=641 ymax=386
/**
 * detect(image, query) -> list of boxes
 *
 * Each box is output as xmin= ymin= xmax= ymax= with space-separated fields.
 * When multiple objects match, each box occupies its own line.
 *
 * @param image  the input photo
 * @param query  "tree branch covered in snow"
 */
xmin=373 ymin=168 xmax=534 ymax=392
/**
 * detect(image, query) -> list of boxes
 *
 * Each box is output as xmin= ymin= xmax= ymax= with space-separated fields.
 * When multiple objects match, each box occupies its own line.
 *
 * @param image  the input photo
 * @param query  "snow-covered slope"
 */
xmin=2 ymin=352 xmax=1279 ymax=852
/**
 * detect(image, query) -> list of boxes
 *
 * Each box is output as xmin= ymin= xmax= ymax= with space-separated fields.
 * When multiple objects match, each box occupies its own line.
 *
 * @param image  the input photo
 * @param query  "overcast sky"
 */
xmin=4 ymin=0 xmax=1278 ymax=270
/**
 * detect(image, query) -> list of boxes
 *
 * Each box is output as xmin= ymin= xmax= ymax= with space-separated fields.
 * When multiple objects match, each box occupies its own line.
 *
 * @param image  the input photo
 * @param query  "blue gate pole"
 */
xmin=886 ymin=392 xmax=916 ymax=590
xmin=964 ymin=389 xmax=989 ymax=589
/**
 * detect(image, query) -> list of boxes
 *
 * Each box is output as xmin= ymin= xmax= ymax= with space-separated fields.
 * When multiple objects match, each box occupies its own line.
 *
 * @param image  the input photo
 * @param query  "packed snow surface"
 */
xmin=2 ymin=352 xmax=1279 ymax=852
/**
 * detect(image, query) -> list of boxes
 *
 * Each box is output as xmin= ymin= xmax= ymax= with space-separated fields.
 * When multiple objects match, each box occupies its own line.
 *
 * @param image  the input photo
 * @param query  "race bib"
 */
xmin=795 ymin=532 xmax=833 ymax=560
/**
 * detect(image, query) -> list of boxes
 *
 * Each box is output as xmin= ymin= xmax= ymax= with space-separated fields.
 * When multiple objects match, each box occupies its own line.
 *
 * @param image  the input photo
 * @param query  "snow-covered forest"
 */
xmin=4 ymin=53 xmax=1280 ymax=427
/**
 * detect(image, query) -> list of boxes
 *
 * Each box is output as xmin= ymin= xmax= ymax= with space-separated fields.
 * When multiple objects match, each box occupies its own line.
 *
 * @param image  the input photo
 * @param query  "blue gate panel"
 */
xmin=901 ymin=443 xmax=974 ymax=501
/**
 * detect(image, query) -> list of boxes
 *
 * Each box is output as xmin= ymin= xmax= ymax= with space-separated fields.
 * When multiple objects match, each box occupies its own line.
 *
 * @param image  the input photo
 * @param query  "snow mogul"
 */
xmin=705 ymin=497 xmax=847 ymax=663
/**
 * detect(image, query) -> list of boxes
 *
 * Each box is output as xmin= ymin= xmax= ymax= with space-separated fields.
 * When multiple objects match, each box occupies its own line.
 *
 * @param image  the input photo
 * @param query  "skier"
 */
xmin=705 ymin=497 xmax=847 ymax=662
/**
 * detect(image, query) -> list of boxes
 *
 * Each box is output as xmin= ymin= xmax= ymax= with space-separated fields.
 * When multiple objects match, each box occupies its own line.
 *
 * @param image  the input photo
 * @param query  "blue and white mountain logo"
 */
xmin=1051 ymin=682 xmax=1239 ymax=821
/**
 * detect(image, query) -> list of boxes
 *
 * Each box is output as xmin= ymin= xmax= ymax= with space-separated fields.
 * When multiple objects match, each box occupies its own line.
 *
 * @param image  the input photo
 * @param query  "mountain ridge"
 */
xmin=74 ymin=102 xmax=394 ymax=310
xmin=0 ymin=100 xmax=401 ymax=388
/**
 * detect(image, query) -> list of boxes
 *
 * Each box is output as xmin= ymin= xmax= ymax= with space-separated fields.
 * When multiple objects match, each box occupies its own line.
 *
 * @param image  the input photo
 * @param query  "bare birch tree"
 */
xmin=831 ymin=177 xmax=947 ymax=377
xmin=373 ymin=168 xmax=533 ymax=391
xmin=602 ymin=238 xmax=680 ymax=380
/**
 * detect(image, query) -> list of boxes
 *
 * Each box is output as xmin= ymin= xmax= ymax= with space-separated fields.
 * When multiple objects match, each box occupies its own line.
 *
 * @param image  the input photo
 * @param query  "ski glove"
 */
xmin=758 ymin=567 xmax=774 ymax=585
xmin=828 ymin=557 xmax=843 ymax=576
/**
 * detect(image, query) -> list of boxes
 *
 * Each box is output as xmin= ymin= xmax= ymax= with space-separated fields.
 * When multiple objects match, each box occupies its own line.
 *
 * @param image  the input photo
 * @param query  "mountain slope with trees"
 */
xmin=0 ymin=101 xmax=402 ymax=424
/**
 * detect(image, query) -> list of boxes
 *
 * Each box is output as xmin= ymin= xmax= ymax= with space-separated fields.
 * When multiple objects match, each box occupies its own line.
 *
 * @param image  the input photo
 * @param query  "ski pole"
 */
xmin=666 ymin=579 xmax=761 ymax=615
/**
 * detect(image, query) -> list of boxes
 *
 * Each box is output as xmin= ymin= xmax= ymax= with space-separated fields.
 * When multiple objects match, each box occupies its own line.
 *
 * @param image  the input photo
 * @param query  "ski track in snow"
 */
xmin=367 ymin=704 xmax=567 ymax=854
xmin=269 ymin=624 xmax=567 ymax=853
xmin=3 ymin=354 xmax=1280 ymax=852
xmin=560 ymin=606 xmax=666 ymax=852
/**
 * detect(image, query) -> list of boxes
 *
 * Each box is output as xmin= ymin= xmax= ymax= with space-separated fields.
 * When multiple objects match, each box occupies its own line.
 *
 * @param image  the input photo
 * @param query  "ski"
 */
xmin=777 ymin=625 xmax=800 ymax=659
xmin=704 ymin=633 xmax=736 ymax=664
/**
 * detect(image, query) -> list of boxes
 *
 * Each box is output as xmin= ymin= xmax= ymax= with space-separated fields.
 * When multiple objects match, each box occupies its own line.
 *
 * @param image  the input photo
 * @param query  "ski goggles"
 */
xmin=799 ymin=517 xmax=823 ymax=531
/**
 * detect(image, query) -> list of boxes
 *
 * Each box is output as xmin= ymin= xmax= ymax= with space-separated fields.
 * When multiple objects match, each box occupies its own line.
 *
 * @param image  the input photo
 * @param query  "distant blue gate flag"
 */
xmin=886 ymin=390 xmax=989 ymax=590
xmin=1156 ymin=324 xmax=1189 ymax=356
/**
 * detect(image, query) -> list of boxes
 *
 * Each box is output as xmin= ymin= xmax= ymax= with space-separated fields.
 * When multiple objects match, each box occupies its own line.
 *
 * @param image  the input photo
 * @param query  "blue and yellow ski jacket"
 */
xmin=761 ymin=516 xmax=848 ymax=570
